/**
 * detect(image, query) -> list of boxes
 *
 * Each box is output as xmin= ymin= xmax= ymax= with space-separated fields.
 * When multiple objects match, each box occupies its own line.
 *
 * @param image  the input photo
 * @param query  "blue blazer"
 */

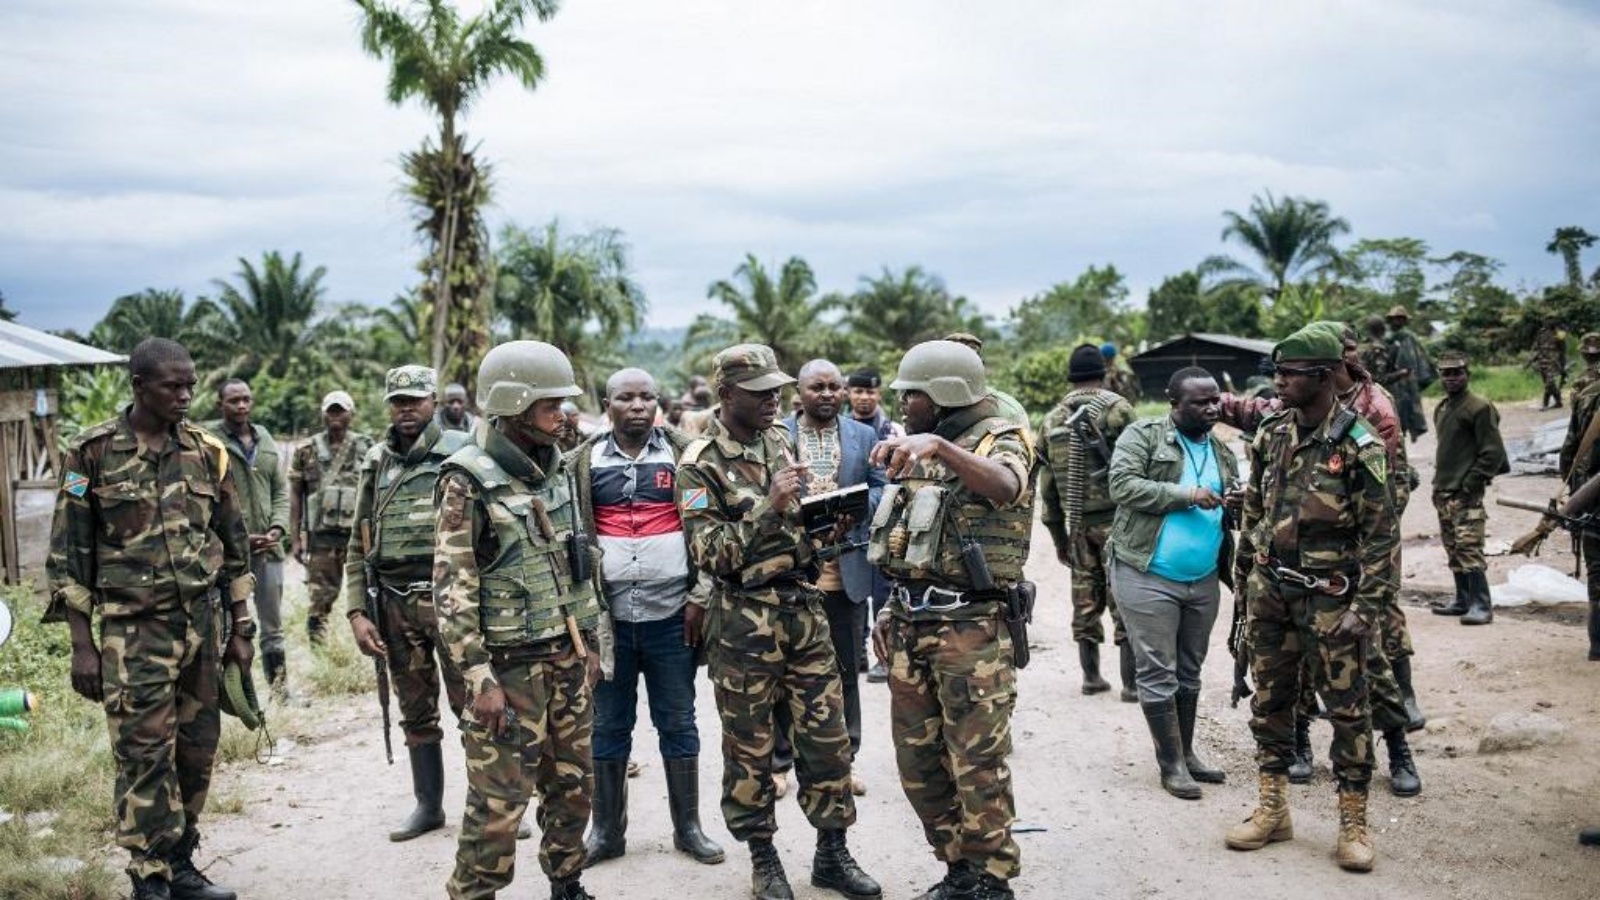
xmin=783 ymin=414 xmax=886 ymax=604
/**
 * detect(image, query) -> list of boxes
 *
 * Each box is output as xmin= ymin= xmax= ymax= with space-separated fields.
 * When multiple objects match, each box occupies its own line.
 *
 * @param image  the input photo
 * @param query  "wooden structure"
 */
xmin=1127 ymin=332 xmax=1276 ymax=399
xmin=0 ymin=321 xmax=124 ymax=584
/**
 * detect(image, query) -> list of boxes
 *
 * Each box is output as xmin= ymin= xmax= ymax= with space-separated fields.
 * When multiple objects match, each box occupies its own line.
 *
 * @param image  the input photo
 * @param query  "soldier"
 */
xmin=1568 ymin=332 xmax=1600 ymax=406
xmin=1038 ymin=343 xmax=1137 ymax=700
xmin=560 ymin=400 xmax=589 ymax=452
xmin=1530 ymin=318 xmax=1567 ymax=410
xmin=1224 ymin=323 xmax=1395 ymax=873
xmin=1359 ymin=314 xmax=1395 ymax=384
xmin=1382 ymin=305 xmax=1433 ymax=443
xmin=436 ymin=382 xmax=479 ymax=433
xmin=677 ymin=344 xmax=880 ymax=900
xmin=1560 ymin=355 xmax=1600 ymax=661
xmin=48 ymin=337 xmax=255 ymax=900
xmin=209 ymin=379 xmax=291 ymax=693
xmin=868 ymin=340 xmax=1034 ymax=900
xmin=1101 ymin=342 xmax=1142 ymax=402
xmin=1429 ymin=350 xmax=1510 ymax=625
xmin=289 ymin=390 xmax=372 ymax=646
xmin=435 ymin=342 xmax=605 ymax=900
xmin=344 ymin=366 xmax=472 ymax=842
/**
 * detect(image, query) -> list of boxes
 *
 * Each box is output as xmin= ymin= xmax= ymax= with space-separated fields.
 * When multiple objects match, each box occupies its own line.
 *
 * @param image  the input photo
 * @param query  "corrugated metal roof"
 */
xmin=1135 ymin=332 xmax=1275 ymax=358
xmin=0 ymin=320 xmax=125 ymax=369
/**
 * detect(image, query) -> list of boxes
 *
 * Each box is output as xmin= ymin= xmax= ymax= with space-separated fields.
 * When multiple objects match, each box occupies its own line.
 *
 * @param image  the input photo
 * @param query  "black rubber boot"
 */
xmin=1391 ymin=655 xmax=1426 ymax=732
xmin=583 ymin=758 xmax=628 ymax=865
xmin=131 ymin=873 xmax=173 ymax=900
xmin=1385 ymin=728 xmax=1421 ymax=797
xmin=913 ymin=860 xmax=978 ymax=900
xmin=169 ymin=830 xmax=236 ymax=900
xmin=1078 ymin=642 xmax=1110 ymax=695
xmin=972 ymin=873 xmax=1016 ymax=900
xmin=551 ymin=878 xmax=595 ymax=900
xmin=389 ymin=742 xmax=446 ymax=841
xmin=750 ymin=838 xmax=794 ymax=900
xmin=1581 ymin=825 xmax=1600 ymax=847
xmin=1140 ymin=699 xmax=1201 ymax=799
xmin=1287 ymin=715 xmax=1314 ymax=785
xmin=1461 ymin=571 xmax=1494 ymax=625
xmin=1587 ymin=601 xmax=1599 ymax=661
xmin=1118 ymin=641 xmax=1138 ymax=703
xmin=1433 ymin=572 xmax=1470 ymax=616
xmin=811 ymin=829 xmax=882 ymax=899
xmin=665 ymin=756 xmax=724 ymax=864
xmin=1175 ymin=689 xmax=1225 ymax=784
xmin=306 ymin=615 xmax=327 ymax=646
xmin=262 ymin=649 xmax=288 ymax=698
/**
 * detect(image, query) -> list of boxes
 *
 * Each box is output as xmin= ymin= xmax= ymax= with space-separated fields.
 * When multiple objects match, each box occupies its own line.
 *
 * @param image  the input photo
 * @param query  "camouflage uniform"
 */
xmin=436 ymin=419 xmax=603 ymax=899
xmin=1559 ymin=374 xmax=1600 ymax=659
xmin=1383 ymin=312 xmax=1432 ymax=441
xmin=290 ymin=427 xmax=372 ymax=638
xmin=1531 ymin=324 xmax=1566 ymax=409
xmin=46 ymin=409 xmax=254 ymax=882
xmin=1567 ymin=332 xmax=1600 ymax=407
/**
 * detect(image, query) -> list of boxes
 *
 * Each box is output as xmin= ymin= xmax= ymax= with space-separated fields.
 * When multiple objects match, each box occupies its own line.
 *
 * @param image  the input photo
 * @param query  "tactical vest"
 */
xmin=369 ymin=431 xmax=467 ymax=572
xmin=867 ymin=416 xmax=1033 ymax=588
xmin=1043 ymin=388 xmax=1120 ymax=522
xmin=308 ymin=432 xmax=370 ymax=534
xmin=443 ymin=443 xmax=601 ymax=648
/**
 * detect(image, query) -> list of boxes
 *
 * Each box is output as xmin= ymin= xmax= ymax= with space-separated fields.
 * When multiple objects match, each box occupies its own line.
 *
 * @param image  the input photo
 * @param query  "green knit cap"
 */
xmin=1272 ymin=322 xmax=1345 ymax=364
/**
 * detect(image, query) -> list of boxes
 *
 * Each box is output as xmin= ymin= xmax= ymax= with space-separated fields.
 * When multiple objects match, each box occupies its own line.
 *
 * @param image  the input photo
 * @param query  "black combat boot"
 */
xmin=168 ymin=830 xmax=236 ymax=900
xmin=582 ymin=758 xmax=628 ymax=865
xmin=1384 ymin=728 xmax=1421 ymax=797
xmin=811 ymin=828 xmax=882 ymax=899
xmin=306 ymin=615 xmax=327 ymax=647
xmin=1390 ymin=655 xmax=1426 ymax=731
xmin=1078 ymin=642 xmax=1110 ymax=695
xmin=1433 ymin=572 xmax=1470 ymax=616
xmin=1581 ymin=825 xmax=1600 ymax=846
xmin=130 ymin=873 xmax=173 ymax=900
xmin=1175 ymin=689 xmax=1226 ymax=784
xmin=1287 ymin=715 xmax=1314 ymax=785
xmin=749 ymin=838 xmax=794 ymax=900
xmin=1461 ymin=571 xmax=1494 ymax=625
xmin=1140 ymin=699 xmax=1201 ymax=799
xmin=550 ymin=877 xmax=594 ymax=900
xmin=262 ymin=649 xmax=288 ymax=698
xmin=1589 ymin=601 xmax=1600 ymax=661
xmin=390 ymin=742 xmax=446 ymax=841
xmin=972 ymin=873 xmax=1016 ymax=900
xmin=665 ymin=756 xmax=724 ymax=864
xmin=913 ymin=860 xmax=977 ymax=900
xmin=1118 ymin=642 xmax=1138 ymax=703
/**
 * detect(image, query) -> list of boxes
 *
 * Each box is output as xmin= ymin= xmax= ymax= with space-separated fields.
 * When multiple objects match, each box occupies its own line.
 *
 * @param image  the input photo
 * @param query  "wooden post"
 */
xmin=0 ymin=426 xmax=16 ymax=585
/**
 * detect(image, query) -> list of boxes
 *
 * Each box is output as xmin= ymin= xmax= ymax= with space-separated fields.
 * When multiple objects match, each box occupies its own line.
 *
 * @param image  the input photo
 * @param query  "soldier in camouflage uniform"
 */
xmin=435 ymin=343 xmax=604 ymax=900
xmin=1567 ymin=332 xmax=1600 ymax=407
xmin=677 ymin=344 xmax=880 ymax=900
xmin=1559 ymin=350 xmax=1600 ymax=663
xmin=1382 ymin=306 xmax=1432 ymax=443
xmin=1038 ymin=343 xmax=1137 ymax=699
xmin=1530 ymin=319 xmax=1567 ymax=410
xmin=1358 ymin=314 xmax=1394 ymax=386
xmin=345 ymin=366 xmax=472 ymax=842
xmin=1101 ymin=342 xmax=1142 ymax=402
xmin=290 ymin=390 xmax=372 ymax=645
xmin=868 ymin=340 xmax=1034 ymax=900
xmin=47 ymin=338 xmax=255 ymax=900
xmin=1224 ymin=323 xmax=1397 ymax=873
xmin=1429 ymin=350 xmax=1509 ymax=626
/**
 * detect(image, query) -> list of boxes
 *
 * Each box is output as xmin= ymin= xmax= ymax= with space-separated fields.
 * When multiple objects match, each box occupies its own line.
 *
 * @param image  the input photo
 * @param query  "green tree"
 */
xmin=838 ymin=265 xmax=992 ymax=371
xmin=1203 ymin=191 xmax=1351 ymax=300
xmin=688 ymin=255 xmax=830 ymax=375
xmin=354 ymin=0 xmax=558 ymax=384
xmin=1147 ymin=271 xmax=1264 ymax=340
xmin=1546 ymin=226 xmax=1597 ymax=291
xmin=203 ymin=251 xmax=327 ymax=381
xmin=1008 ymin=264 xmax=1133 ymax=352
xmin=1343 ymin=237 xmax=1429 ymax=319
xmin=87 ymin=288 xmax=226 ymax=360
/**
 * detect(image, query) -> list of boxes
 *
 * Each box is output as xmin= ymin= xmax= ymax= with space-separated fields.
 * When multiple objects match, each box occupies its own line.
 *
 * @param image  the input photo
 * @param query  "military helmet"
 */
xmin=476 ymin=341 xmax=582 ymax=417
xmin=1386 ymin=304 xmax=1411 ymax=321
xmin=890 ymin=340 xmax=987 ymax=407
xmin=1581 ymin=332 xmax=1600 ymax=354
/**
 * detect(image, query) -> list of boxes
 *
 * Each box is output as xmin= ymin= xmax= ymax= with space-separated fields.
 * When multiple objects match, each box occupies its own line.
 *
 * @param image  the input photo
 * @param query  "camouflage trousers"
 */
xmin=377 ymin=584 xmax=466 ymax=746
xmin=707 ymin=589 xmax=855 ymax=842
xmin=1247 ymin=570 xmax=1373 ymax=786
xmin=1068 ymin=519 xmax=1126 ymax=645
xmin=448 ymin=642 xmax=593 ymax=899
xmin=303 ymin=532 xmax=349 ymax=623
xmin=887 ymin=612 xmax=1020 ymax=882
xmin=100 ymin=602 xmax=224 ymax=880
xmin=1434 ymin=490 xmax=1488 ymax=573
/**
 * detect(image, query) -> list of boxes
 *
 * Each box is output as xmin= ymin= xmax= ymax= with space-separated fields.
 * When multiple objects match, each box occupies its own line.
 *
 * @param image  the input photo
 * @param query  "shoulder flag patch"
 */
xmin=680 ymin=487 xmax=709 ymax=511
xmin=63 ymin=471 xmax=89 ymax=498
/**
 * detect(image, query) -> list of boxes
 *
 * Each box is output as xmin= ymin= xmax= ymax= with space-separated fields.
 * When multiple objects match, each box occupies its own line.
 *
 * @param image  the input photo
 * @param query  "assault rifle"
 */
xmin=1504 ymin=469 xmax=1600 ymax=564
xmin=360 ymin=522 xmax=395 ymax=765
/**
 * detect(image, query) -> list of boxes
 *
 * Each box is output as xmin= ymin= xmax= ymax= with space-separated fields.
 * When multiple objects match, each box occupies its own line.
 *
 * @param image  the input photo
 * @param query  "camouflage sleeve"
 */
xmin=1102 ymin=397 xmax=1137 ymax=446
xmin=1035 ymin=413 xmax=1062 ymax=527
xmin=287 ymin=443 xmax=307 ymax=486
xmin=44 ymin=444 xmax=96 ymax=623
xmin=1351 ymin=437 xmax=1397 ymax=624
xmin=343 ymin=463 xmax=377 ymax=618
xmin=1242 ymin=430 xmax=1268 ymax=539
xmin=1217 ymin=393 xmax=1279 ymax=433
xmin=1108 ymin=421 xmax=1192 ymax=513
xmin=213 ymin=460 xmax=256 ymax=607
xmin=435 ymin=471 xmax=495 ymax=696
xmin=981 ymin=434 xmax=1032 ymax=509
xmin=676 ymin=459 xmax=798 ymax=579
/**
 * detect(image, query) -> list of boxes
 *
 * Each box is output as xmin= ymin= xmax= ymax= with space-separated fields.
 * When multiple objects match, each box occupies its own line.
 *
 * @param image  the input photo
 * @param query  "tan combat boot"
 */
xmin=1225 ymin=772 xmax=1294 ymax=850
xmin=1335 ymin=786 xmax=1375 ymax=872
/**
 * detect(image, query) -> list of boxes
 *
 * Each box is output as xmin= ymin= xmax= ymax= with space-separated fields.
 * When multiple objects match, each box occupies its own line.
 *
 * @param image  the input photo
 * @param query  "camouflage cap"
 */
xmin=1386 ymin=304 xmax=1411 ymax=320
xmin=1436 ymin=349 xmax=1469 ymax=370
xmin=320 ymin=390 xmax=355 ymax=412
xmin=713 ymin=344 xmax=795 ymax=391
xmin=1581 ymin=332 xmax=1600 ymax=354
xmin=943 ymin=332 xmax=984 ymax=352
xmin=1273 ymin=321 xmax=1345 ymax=364
xmin=384 ymin=365 xmax=436 ymax=401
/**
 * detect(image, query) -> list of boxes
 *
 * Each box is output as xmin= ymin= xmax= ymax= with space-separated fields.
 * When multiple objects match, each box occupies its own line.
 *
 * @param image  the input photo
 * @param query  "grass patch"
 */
xmin=1422 ymin=364 xmax=1545 ymax=404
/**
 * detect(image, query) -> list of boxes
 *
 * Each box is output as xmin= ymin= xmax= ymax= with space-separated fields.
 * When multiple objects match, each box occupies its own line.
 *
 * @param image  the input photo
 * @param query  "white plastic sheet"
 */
xmin=1489 ymin=564 xmax=1589 ymax=606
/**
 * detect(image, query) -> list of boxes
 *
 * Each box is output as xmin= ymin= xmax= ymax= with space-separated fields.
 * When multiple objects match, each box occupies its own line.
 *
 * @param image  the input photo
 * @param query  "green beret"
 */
xmin=1272 ymin=322 xmax=1345 ymax=364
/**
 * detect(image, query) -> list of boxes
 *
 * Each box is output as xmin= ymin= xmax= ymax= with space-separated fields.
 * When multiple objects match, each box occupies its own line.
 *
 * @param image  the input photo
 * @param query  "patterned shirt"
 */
xmin=590 ymin=429 xmax=692 ymax=622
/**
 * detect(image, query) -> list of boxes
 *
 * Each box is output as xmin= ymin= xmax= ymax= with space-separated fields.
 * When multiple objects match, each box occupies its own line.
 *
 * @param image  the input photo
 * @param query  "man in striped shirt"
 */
xmin=573 ymin=367 xmax=724 ymax=868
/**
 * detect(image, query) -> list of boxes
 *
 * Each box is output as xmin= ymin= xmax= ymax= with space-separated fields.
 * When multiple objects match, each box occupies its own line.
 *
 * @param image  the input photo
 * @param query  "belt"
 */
xmin=889 ymin=581 xmax=1006 ymax=613
xmin=1254 ymin=555 xmax=1352 ymax=596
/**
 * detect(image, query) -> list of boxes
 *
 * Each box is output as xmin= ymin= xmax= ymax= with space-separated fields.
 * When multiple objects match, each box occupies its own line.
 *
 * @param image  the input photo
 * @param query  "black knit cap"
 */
xmin=846 ymin=369 xmax=881 ymax=389
xmin=1069 ymin=343 xmax=1107 ymax=382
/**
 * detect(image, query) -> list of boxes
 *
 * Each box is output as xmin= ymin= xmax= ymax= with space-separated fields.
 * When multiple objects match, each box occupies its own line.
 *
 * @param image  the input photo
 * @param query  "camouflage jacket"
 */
xmin=47 ymin=408 xmax=254 ymax=621
xmin=1569 ymin=363 xmax=1600 ymax=403
xmin=676 ymin=416 xmax=814 ymax=604
xmin=1359 ymin=340 xmax=1394 ymax=385
xmin=1243 ymin=404 xmax=1396 ymax=624
xmin=1531 ymin=327 xmax=1564 ymax=374
xmin=288 ymin=430 xmax=373 ymax=538
xmin=1038 ymin=387 xmax=1135 ymax=525
xmin=207 ymin=421 xmax=289 ymax=560
xmin=1386 ymin=328 xmax=1433 ymax=389
xmin=1561 ymin=382 xmax=1600 ymax=489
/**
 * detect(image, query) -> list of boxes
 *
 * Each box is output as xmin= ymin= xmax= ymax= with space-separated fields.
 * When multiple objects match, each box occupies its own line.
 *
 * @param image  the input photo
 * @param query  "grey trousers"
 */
xmin=252 ymin=555 xmax=285 ymax=655
xmin=1108 ymin=559 xmax=1220 ymax=703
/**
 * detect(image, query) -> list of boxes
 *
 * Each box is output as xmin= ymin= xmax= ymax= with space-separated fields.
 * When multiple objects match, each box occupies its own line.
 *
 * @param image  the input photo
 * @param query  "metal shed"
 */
xmin=1127 ymin=332 xmax=1275 ymax=399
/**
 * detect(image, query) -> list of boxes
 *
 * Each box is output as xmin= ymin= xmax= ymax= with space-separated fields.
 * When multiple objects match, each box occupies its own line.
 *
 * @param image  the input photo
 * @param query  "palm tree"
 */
xmin=353 ymin=0 xmax=558 ymax=380
xmin=370 ymin=290 xmax=434 ymax=367
xmin=842 ymin=266 xmax=990 ymax=357
xmin=688 ymin=255 xmax=826 ymax=375
xmin=202 ymin=251 xmax=327 ymax=381
xmin=1202 ymin=191 xmax=1351 ymax=300
xmin=1546 ymin=226 xmax=1597 ymax=292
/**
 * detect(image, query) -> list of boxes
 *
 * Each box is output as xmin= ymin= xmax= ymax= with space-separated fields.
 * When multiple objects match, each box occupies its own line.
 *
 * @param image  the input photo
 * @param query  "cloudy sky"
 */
xmin=3 ymin=0 xmax=1598 ymax=335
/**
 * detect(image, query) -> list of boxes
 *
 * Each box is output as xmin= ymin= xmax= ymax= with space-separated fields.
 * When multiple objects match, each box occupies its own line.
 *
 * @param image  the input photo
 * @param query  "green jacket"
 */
xmin=1106 ymin=415 xmax=1240 ymax=575
xmin=207 ymin=421 xmax=289 ymax=561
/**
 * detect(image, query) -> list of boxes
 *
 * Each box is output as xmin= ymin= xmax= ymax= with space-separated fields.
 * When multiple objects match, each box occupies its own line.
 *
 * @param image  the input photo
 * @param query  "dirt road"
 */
xmin=197 ymin=399 xmax=1600 ymax=899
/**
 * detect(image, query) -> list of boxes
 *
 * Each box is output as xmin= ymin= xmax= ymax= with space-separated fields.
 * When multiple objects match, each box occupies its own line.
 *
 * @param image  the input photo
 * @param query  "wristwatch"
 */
xmin=232 ymin=618 xmax=258 ymax=640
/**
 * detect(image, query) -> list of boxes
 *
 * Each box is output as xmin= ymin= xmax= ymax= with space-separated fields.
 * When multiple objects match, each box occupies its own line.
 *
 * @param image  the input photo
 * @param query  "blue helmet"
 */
xmin=1100 ymin=342 xmax=1117 ymax=359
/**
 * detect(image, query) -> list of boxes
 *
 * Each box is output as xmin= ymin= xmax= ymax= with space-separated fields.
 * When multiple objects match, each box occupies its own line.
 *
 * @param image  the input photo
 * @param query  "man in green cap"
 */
xmin=1382 ymin=306 xmax=1432 ymax=442
xmin=1225 ymin=321 xmax=1396 ymax=873
xmin=290 ymin=390 xmax=372 ymax=646
xmin=677 ymin=344 xmax=880 ymax=900
xmin=1429 ymin=350 xmax=1509 ymax=625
